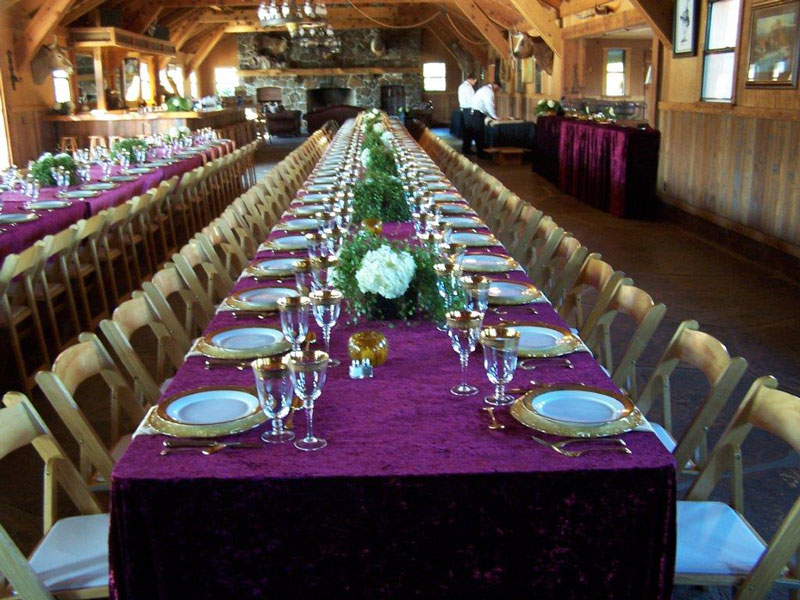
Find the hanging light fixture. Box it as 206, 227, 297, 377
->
257, 0, 328, 26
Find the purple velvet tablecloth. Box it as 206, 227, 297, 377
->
109, 137, 675, 599
0, 141, 234, 261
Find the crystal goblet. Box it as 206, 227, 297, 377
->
462, 275, 491, 315
277, 295, 311, 351
480, 325, 521, 406
286, 349, 330, 452
310, 255, 338, 292
294, 259, 312, 296
252, 357, 295, 443
445, 310, 484, 396
309, 289, 343, 367
433, 263, 465, 311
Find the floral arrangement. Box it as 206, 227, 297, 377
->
166, 96, 194, 112
351, 173, 408, 222
536, 98, 562, 116
167, 125, 193, 140
111, 138, 149, 164
334, 231, 447, 322
29, 152, 78, 186
363, 145, 397, 177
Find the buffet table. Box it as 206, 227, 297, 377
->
450, 110, 536, 150
535, 116, 660, 218
0, 141, 234, 261
109, 123, 676, 599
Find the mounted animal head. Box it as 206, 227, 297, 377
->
369, 32, 386, 57
511, 32, 554, 75
30, 42, 73, 86
256, 34, 289, 59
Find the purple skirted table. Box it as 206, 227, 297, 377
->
535, 116, 660, 218
0, 140, 234, 261
109, 137, 675, 599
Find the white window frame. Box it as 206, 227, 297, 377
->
53, 69, 72, 103
701, 0, 742, 102
423, 62, 447, 92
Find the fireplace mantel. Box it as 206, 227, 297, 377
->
238, 66, 420, 77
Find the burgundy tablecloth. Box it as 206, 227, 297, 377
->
109, 132, 675, 599
0, 141, 233, 261
533, 115, 562, 183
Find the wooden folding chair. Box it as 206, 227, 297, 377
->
35, 229, 82, 351
558, 254, 628, 333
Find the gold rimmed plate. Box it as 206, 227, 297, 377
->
488, 280, 543, 305
0, 212, 38, 224
264, 235, 309, 250
290, 204, 326, 216
510, 384, 643, 438
438, 203, 475, 215
504, 321, 582, 357
246, 257, 303, 277
196, 325, 290, 359
440, 216, 484, 229
460, 252, 518, 273
450, 232, 499, 247
225, 286, 298, 311
152, 386, 265, 437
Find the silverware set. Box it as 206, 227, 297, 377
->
160, 440, 263, 455
530, 434, 631, 458
518, 358, 573, 371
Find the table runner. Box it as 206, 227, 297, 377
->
109, 125, 675, 599
0, 141, 234, 261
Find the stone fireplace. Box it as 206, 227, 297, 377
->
307, 87, 356, 111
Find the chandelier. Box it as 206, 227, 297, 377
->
289, 23, 342, 51
257, 0, 328, 26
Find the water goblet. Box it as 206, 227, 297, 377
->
323, 225, 346, 256
445, 310, 484, 397
439, 242, 467, 267
277, 295, 311, 351
30, 178, 40, 201
309, 289, 343, 367
480, 326, 521, 406
294, 259, 312, 295
305, 232, 330, 259
462, 275, 491, 315
252, 357, 296, 443
285, 349, 330, 452
433, 263, 465, 311
310, 255, 338, 292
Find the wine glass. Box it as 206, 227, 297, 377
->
323, 225, 346, 256
294, 259, 312, 295
309, 289, 343, 367
305, 232, 330, 260
462, 275, 491, 316
252, 357, 295, 443
433, 263, 465, 311
310, 256, 337, 292
445, 310, 484, 396
480, 325, 521, 406
438, 242, 466, 267
286, 349, 330, 452
277, 295, 311, 351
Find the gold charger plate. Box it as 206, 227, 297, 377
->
487, 280, 543, 305
245, 257, 302, 278
510, 384, 644, 438
151, 386, 265, 438
460, 252, 519, 273
503, 321, 583, 358
195, 325, 290, 359
225, 286, 297, 311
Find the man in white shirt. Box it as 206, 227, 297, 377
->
469, 81, 500, 158
457, 73, 477, 154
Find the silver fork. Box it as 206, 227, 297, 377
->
530, 435, 631, 457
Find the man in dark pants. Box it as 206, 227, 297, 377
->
469, 81, 500, 159
458, 73, 477, 154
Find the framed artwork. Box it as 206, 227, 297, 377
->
673, 0, 699, 56
745, 0, 800, 87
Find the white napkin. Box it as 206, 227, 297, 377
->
132, 406, 161, 438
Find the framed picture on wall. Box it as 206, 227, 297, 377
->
673, 0, 699, 56
745, 0, 800, 87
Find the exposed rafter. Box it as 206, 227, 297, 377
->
627, 0, 671, 47
450, 0, 507, 55
60, 0, 104, 24
187, 24, 226, 72
507, 0, 562, 56
15, 0, 74, 68
171, 13, 203, 50
126, 0, 162, 34
435, 15, 488, 65
0, 0, 24, 11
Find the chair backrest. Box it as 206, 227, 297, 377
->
0, 393, 102, 600
558, 254, 627, 332
35, 333, 143, 484
637, 320, 748, 471
682, 375, 800, 599
193, 231, 236, 290
173, 243, 230, 307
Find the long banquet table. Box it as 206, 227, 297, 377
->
109, 122, 676, 599
0, 141, 234, 261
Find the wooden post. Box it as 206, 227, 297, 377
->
93, 47, 106, 111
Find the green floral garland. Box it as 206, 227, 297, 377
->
364, 146, 397, 177
333, 231, 448, 322
29, 152, 78, 186
110, 138, 149, 164
351, 174, 409, 222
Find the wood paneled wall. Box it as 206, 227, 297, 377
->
658, 108, 800, 257
6, 108, 56, 166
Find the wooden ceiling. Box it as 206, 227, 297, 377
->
6, 0, 671, 72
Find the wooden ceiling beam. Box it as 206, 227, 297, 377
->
15, 0, 74, 68
187, 24, 226, 72
627, 0, 671, 47
224, 12, 441, 32
561, 8, 645, 37
60, 0, 104, 25
160, 0, 446, 6
171, 13, 202, 50
127, 2, 163, 34
0, 0, 24, 12
450, 0, 507, 56
200, 6, 408, 22
507, 0, 563, 56
436, 13, 488, 64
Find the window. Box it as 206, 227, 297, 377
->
702, 0, 741, 101
53, 70, 71, 103
423, 62, 446, 91
215, 67, 239, 97
189, 72, 199, 99
140, 62, 152, 102
534, 61, 543, 95
160, 64, 185, 97
604, 49, 626, 96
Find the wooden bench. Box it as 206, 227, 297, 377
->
484, 147, 525, 166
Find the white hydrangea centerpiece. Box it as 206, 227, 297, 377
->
372, 122, 386, 134
355, 245, 416, 300
547, 99, 555, 108
360, 147, 371, 168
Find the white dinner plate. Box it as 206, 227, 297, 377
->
488, 281, 542, 304
162, 389, 260, 425
426, 182, 450, 191
197, 325, 291, 359
422, 175, 444, 182
433, 193, 461, 203
460, 253, 516, 272
298, 194, 330, 204
517, 326, 567, 352
126, 167, 154, 174
248, 257, 303, 277
450, 232, 498, 247
26, 200, 71, 209
307, 183, 335, 192
109, 175, 137, 182
82, 182, 117, 191
227, 286, 298, 310
291, 204, 326, 216
441, 216, 483, 229
268, 235, 309, 250
282, 218, 322, 231
438, 203, 474, 215
529, 389, 629, 426
311, 176, 336, 185
0, 213, 38, 224
63, 190, 99, 198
